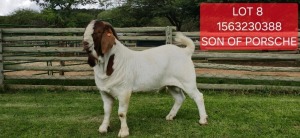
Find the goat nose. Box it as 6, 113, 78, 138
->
83, 41, 90, 51
83, 41, 89, 46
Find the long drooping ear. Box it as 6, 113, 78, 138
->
87, 54, 96, 67
101, 24, 117, 54
103, 22, 119, 40
108, 24, 119, 40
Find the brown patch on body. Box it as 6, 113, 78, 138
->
106, 54, 115, 76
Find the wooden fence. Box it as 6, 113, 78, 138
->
0, 27, 300, 91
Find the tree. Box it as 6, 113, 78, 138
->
7, 9, 46, 27
31, 0, 97, 10
40, 9, 60, 27
97, 6, 142, 27
31, 0, 98, 27
98, 0, 126, 9
72, 12, 95, 27
97, 5, 171, 27
123, 0, 200, 31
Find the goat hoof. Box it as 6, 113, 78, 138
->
118, 127, 129, 137
199, 117, 208, 125
99, 125, 108, 133
166, 114, 175, 121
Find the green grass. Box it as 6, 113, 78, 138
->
6, 77, 300, 87
0, 90, 299, 138
196, 77, 300, 87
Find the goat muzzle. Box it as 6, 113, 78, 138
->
82, 41, 91, 53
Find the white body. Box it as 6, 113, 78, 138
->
94, 40, 196, 96
83, 20, 207, 137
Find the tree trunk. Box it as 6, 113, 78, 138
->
166, 14, 182, 31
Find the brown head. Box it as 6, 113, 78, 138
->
83, 20, 119, 67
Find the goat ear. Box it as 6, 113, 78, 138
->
87, 54, 96, 67
101, 30, 116, 54
103, 22, 118, 40
109, 25, 119, 40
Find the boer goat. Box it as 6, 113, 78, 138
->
83, 20, 208, 137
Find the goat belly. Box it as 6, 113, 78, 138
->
130, 63, 184, 92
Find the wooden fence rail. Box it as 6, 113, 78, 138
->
0, 27, 300, 91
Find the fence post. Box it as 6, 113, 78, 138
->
165, 26, 173, 44
59, 41, 65, 76
0, 29, 3, 88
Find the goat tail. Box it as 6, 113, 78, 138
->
174, 32, 195, 55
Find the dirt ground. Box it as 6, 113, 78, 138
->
5, 61, 300, 77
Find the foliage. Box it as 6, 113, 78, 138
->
8, 9, 41, 25
0, 9, 46, 27
1, 0, 299, 28
73, 12, 96, 27
123, 0, 200, 31
31, 0, 97, 10
97, 5, 172, 27
0, 8, 99, 28
97, 6, 137, 27
197, 0, 299, 2
40, 9, 59, 26
30, 0, 98, 27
